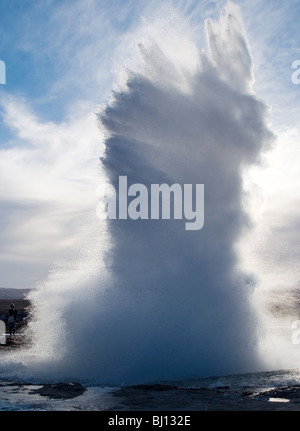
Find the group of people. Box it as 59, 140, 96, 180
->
7, 303, 17, 336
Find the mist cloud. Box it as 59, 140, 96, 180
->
87, 3, 274, 383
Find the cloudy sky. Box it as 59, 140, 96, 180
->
0, 0, 299, 289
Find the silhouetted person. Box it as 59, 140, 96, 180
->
8, 303, 17, 336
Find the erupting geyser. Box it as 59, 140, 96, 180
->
6, 3, 274, 385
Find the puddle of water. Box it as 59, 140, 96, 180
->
268, 398, 290, 403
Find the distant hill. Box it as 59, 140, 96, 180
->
0, 288, 31, 300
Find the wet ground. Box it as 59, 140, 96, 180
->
111, 382, 300, 411
0, 380, 299, 411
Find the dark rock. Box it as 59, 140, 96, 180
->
241, 390, 256, 397
127, 384, 179, 391
29, 382, 86, 399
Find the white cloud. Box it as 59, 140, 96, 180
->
0, 95, 104, 287
240, 127, 300, 291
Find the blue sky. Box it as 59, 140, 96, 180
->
0, 0, 300, 289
